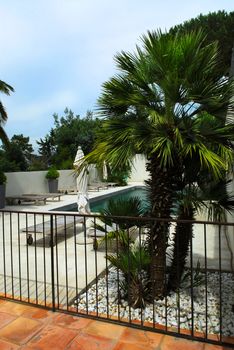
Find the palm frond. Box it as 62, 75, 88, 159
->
95, 196, 146, 230
0, 80, 14, 95
0, 125, 10, 146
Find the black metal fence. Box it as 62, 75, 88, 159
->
0, 209, 233, 347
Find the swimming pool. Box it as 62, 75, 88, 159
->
90, 186, 148, 213
54, 186, 148, 213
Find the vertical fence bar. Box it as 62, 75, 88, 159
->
105, 220, 109, 319
2, 212, 6, 296
34, 214, 38, 304
83, 216, 88, 314
190, 223, 194, 337
218, 224, 222, 342
176, 221, 181, 334
9, 212, 14, 298
164, 221, 168, 332
204, 223, 208, 339
74, 215, 78, 313
127, 226, 131, 324
64, 215, 69, 310
50, 214, 55, 311
94, 216, 98, 317
26, 213, 30, 302
42, 215, 47, 307
17, 213, 22, 301
152, 219, 155, 329
116, 222, 120, 321
138, 225, 143, 327
55, 215, 59, 308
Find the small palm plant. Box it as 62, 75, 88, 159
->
93, 196, 147, 251
107, 243, 150, 308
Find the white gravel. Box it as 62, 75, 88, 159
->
73, 268, 234, 336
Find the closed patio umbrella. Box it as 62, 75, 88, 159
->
73, 146, 90, 214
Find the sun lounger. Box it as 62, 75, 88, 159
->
88, 182, 108, 191
23, 193, 62, 201
22, 215, 84, 246
6, 195, 47, 205
106, 182, 118, 187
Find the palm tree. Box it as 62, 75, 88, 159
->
167, 108, 234, 291
83, 30, 234, 298
167, 185, 202, 292
0, 80, 14, 145
167, 179, 234, 291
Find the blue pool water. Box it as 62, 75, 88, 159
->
90, 186, 148, 213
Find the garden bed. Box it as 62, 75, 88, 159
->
72, 267, 234, 337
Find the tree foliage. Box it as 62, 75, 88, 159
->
0, 134, 34, 171
169, 10, 234, 76
37, 108, 101, 169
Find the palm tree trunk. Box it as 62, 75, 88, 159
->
167, 205, 194, 292
146, 153, 182, 299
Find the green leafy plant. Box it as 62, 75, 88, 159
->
107, 243, 150, 308
178, 261, 205, 291
107, 165, 131, 186
45, 167, 60, 179
93, 196, 147, 251
99, 196, 146, 229
0, 171, 7, 185
96, 229, 135, 252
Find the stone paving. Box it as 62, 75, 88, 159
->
0, 299, 233, 350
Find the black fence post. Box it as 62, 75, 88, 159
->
50, 214, 56, 311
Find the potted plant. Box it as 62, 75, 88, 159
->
0, 171, 7, 209
46, 167, 60, 193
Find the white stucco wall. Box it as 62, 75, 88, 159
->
5, 170, 75, 196
5, 154, 148, 196
128, 154, 149, 182
5, 166, 102, 196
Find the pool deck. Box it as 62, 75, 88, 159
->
3, 183, 142, 213
0, 184, 142, 307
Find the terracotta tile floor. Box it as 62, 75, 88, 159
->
0, 299, 232, 350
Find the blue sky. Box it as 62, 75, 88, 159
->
1, 0, 233, 150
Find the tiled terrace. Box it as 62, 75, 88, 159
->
0, 299, 232, 350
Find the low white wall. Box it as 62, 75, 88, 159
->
5, 154, 148, 196
5, 170, 76, 196
5, 166, 101, 196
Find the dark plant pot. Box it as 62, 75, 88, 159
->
0, 184, 6, 209
48, 179, 58, 193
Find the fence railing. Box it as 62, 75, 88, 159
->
0, 209, 233, 347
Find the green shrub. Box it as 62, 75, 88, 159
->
107, 165, 131, 186
0, 171, 7, 185
45, 167, 60, 179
